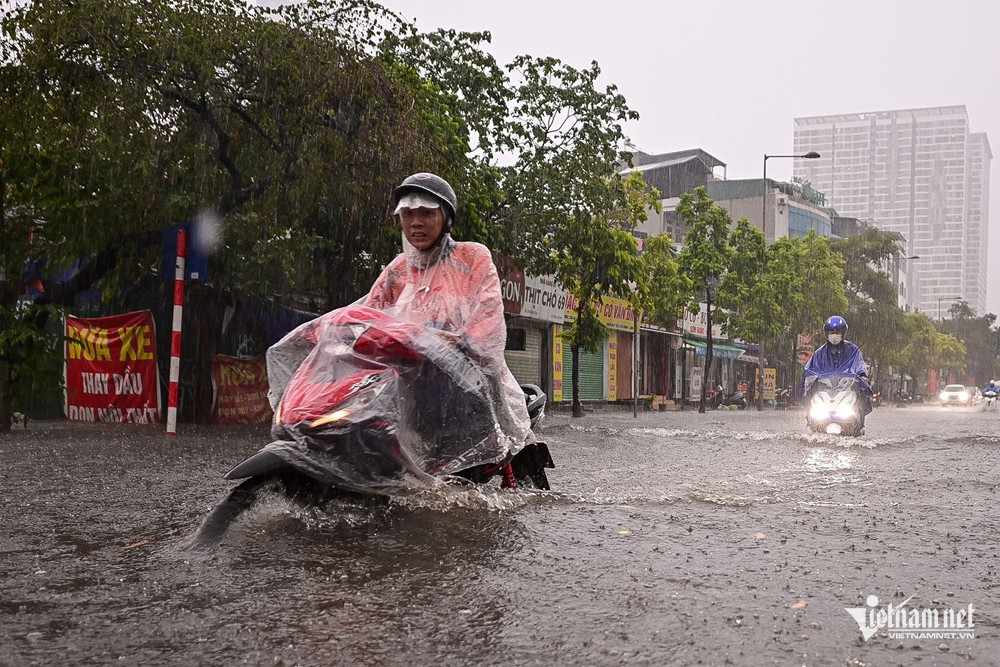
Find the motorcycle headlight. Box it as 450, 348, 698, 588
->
309, 377, 390, 428
834, 404, 857, 419
809, 404, 829, 420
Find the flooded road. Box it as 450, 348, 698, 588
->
2, 404, 999, 666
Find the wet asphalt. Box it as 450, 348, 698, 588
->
2, 403, 999, 666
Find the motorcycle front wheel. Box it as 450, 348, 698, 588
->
183, 475, 286, 552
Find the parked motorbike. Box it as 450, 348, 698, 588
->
983, 389, 998, 411
774, 387, 792, 410
804, 374, 869, 436
721, 390, 748, 410
710, 385, 747, 410
187, 305, 554, 550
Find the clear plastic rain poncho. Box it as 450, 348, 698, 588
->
263, 233, 534, 491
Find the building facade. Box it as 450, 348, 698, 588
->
626, 148, 727, 242
792, 106, 992, 317
705, 178, 833, 243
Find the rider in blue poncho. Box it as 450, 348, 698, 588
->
800, 315, 873, 425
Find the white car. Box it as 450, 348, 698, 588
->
939, 384, 970, 407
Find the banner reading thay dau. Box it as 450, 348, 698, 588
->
65, 311, 161, 424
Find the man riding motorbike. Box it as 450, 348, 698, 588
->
267, 172, 534, 473
800, 315, 873, 431
184, 175, 549, 550
982, 380, 999, 410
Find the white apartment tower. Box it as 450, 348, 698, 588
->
792, 106, 992, 318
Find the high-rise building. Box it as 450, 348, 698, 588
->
792, 106, 992, 318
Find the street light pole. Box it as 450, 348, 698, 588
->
757, 151, 821, 410
938, 296, 962, 322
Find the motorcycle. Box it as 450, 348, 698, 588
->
719, 390, 748, 410
804, 374, 869, 436
983, 389, 998, 411
774, 387, 792, 410
188, 305, 554, 550
710, 385, 747, 410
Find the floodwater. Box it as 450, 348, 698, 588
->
2, 404, 999, 666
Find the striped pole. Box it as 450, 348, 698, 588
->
166, 227, 187, 436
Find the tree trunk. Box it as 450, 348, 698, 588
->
190, 287, 228, 425
0, 360, 11, 433
572, 342, 584, 418
699, 300, 714, 414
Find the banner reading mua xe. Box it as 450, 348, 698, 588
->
65, 311, 161, 424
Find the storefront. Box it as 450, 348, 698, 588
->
497, 254, 678, 407
497, 258, 567, 400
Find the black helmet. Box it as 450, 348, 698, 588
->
392, 173, 457, 224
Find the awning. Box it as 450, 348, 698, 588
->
682, 338, 745, 360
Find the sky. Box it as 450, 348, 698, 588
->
267, 0, 1000, 312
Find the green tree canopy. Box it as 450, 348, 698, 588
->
0, 0, 655, 427
554, 171, 659, 417
901, 312, 967, 384
830, 227, 906, 369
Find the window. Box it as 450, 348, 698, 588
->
506, 327, 526, 351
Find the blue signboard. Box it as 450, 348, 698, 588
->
160, 222, 209, 282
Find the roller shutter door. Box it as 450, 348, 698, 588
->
504, 327, 542, 385
562, 345, 604, 400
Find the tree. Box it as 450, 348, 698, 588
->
900, 312, 966, 393
674, 187, 733, 413
0, 0, 471, 427
639, 233, 687, 329
830, 227, 907, 375
500, 57, 639, 276
717, 224, 847, 402
939, 305, 999, 386
715, 218, 764, 371
772, 232, 848, 392
1, 0, 657, 428
550, 172, 659, 417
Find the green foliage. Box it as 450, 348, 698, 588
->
901, 312, 966, 378
0, 305, 64, 421
640, 233, 687, 329
549, 172, 657, 414
940, 306, 998, 383
561, 305, 608, 356
674, 187, 734, 409
500, 57, 639, 272
675, 187, 733, 314
830, 227, 905, 366
715, 218, 764, 344
0, 0, 485, 419
776, 232, 848, 340
1, 0, 656, 421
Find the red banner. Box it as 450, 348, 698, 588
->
64, 311, 161, 423
212, 355, 272, 424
